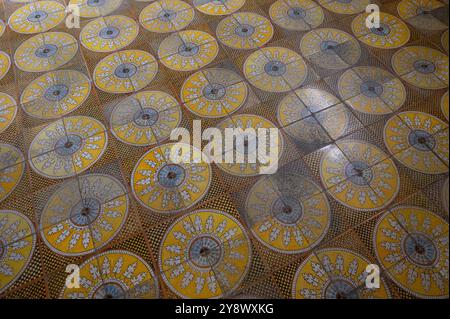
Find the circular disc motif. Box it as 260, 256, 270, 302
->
216, 114, 284, 177
392, 46, 449, 90
244, 47, 307, 93
132, 143, 211, 213
338, 66, 407, 115
300, 28, 361, 70
181, 68, 248, 118
93, 50, 158, 94
398, 0, 448, 31
110, 91, 182, 146
351, 12, 410, 49
442, 91, 449, 120
14, 32, 78, 73
270, 0, 324, 31
374, 206, 449, 298
139, 0, 195, 33
60, 250, 159, 299
29, 116, 108, 179
8, 1, 66, 34
293, 248, 391, 299
0, 210, 36, 294
20, 70, 91, 119
68, 0, 123, 18
0, 51, 11, 80
80, 15, 139, 53
40, 174, 128, 256
0, 144, 25, 202
158, 30, 219, 72
245, 174, 330, 254
159, 209, 251, 299
320, 140, 400, 211
0, 93, 18, 133
216, 12, 274, 50
384, 111, 449, 174
193, 0, 245, 16
318, 0, 370, 15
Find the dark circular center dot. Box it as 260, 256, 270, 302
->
415, 244, 425, 255
282, 205, 293, 215
200, 247, 210, 257
64, 141, 74, 149
167, 171, 177, 180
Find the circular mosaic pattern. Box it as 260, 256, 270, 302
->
392, 46, 449, 90
0, 93, 17, 134
338, 66, 407, 115
60, 250, 159, 299
80, 15, 139, 53
159, 209, 252, 299
14, 32, 78, 73
245, 174, 330, 254
0, 210, 36, 294
0, 143, 25, 203
384, 111, 449, 174
0, 51, 11, 81
193, 0, 245, 16
269, 0, 324, 31
398, 0, 448, 31
132, 143, 211, 213
216, 12, 274, 50
40, 174, 128, 256
216, 114, 284, 177
68, 0, 123, 18
158, 30, 219, 72
8, 1, 66, 34
320, 140, 400, 211
293, 248, 391, 299
277, 88, 348, 141
181, 68, 248, 118
300, 28, 361, 70
374, 206, 449, 299
140, 0, 195, 33
93, 50, 158, 94
352, 12, 410, 49
442, 91, 449, 120
20, 70, 91, 119
318, 0, 370, 15
29, 116, 108, 179
110, 91, 182, 146
244, 47, 307, 93
442, 30, 449, 53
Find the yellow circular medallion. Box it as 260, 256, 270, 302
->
110, 91, 182, 146
20, 70, 91, 119
320, 140, 400, 211
8, 1, 66, 34
29, 116, 108, 179
270, 0, 324, 31
60, 250, 159, 299
318, 0, 370, 15
14, 32, 78, 73
398, 0, 448, 31
0, 210, 36, 294
442, 30, 449, 53
293, 248, 391, 299
0, 144, 25, 203
244, 47, 307, 93
338, 66, 406, 115
132, 143, 211, 213
442, 91, 449, 120
181, 68, 247, 118
80, 15, 139, 53
245, 174, 330, 254
68, 0, 123, 18
139, 0, 195, 33
374, 206, 449, 299
384, 111, 449, 174
216, 12, 273, 50
0, 93, 17, 134
93, 50, 158, 94
300, 28, 361, 70
352, 12, 410, 49
193, 0, 245, 16
392, 46, 449, 90
40, 174, 128, 256
0, 51, 11, 81
159, 209, 251, 299
158, 30, 219, 72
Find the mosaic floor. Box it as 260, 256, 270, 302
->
0, 0, 449, 299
